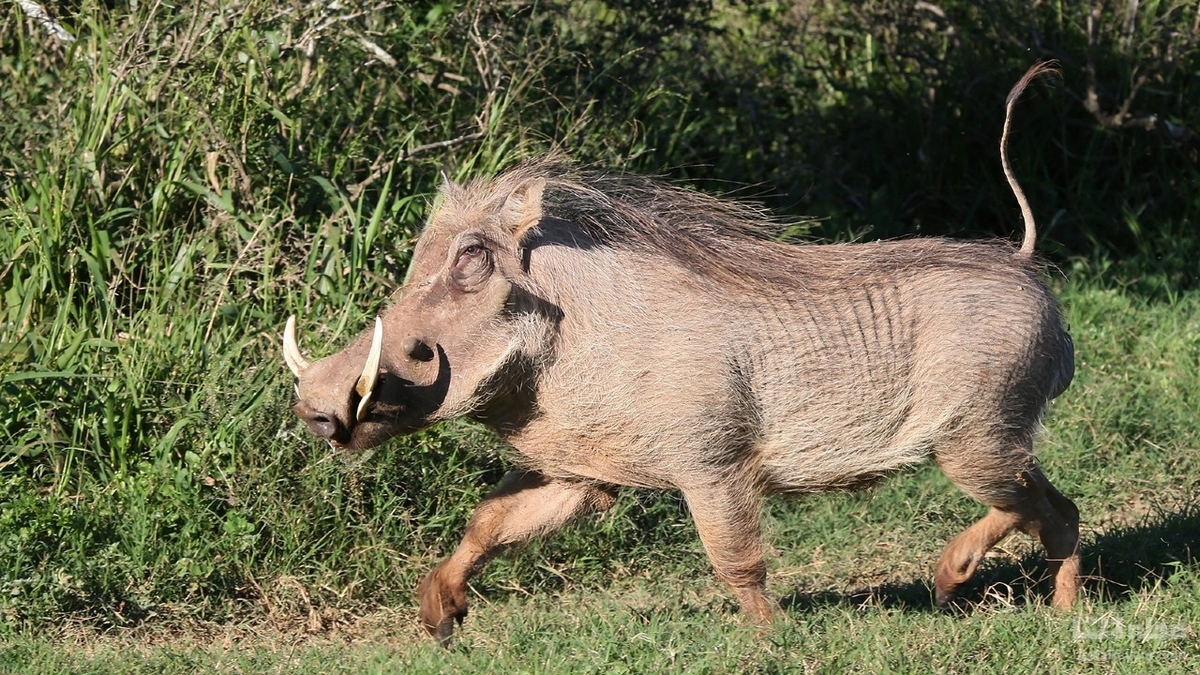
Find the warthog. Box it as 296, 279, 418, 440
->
284, 62, 1079, 643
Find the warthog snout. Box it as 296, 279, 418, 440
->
283, 314, 387, 446
292, 402, 343, 441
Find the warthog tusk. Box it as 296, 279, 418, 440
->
355, 317, 383, 421
283, 315, 310, 376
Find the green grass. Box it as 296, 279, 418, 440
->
0, 552, 1197, 673
2, 280, 1198, 671
2, 0, 1199, 671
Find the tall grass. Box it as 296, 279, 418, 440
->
0, 0, 507, 627
1, 0, 1198, 637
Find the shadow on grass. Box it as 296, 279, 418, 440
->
780, 501, 1200, 615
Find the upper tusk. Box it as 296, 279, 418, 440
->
283, 315, 310, 377
355, 317, 383, 420
356, 318, 383, 397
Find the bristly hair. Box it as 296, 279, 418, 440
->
464, 155, 820, 287
453, 155, 1032, 291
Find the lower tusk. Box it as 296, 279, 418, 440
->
283, 315, 311, 376
356, 390, 373, 422
354, 317, 383, 420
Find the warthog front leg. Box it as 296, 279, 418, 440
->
681, 480, 772, 624
417, 470, 617, 645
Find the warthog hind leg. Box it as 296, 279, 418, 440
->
933, 507, 1022, 606
418, 470, 616, 645
934, 456, 1080, 609
1017, 478, 1081, 609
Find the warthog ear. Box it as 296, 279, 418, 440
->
438, 171, 466, 201
500, 178, 546, 243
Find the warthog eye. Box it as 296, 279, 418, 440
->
451, 239, 493, 290
455, 243, 486, 268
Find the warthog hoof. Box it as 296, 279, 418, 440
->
934, 585, 966, 611
417, 562, 469, 647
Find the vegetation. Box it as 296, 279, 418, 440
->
1, 0, 1197, 671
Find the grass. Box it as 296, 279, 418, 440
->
1, 0, 1199, 672
0, 545, 1197, 673
3, 554, 1199, 673
2, 280, 1198, 671
3, 577, 1198, 674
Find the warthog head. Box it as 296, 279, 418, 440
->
284, 176, 552, 450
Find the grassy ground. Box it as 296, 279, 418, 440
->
3, 280, 1199, 672
3, 571, 1198, 674
2, 0, 1199, 672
